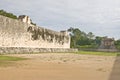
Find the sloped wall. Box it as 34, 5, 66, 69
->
0, 15, 70, 48
0, 47, 78, 54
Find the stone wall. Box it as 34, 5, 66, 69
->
0, 47, 78, 54
97, 49, 118, 52
0, 15, 70, 48
99, 37, 116, 49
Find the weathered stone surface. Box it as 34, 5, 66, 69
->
99, 37, 116, 49
97, 49, 118, 52
0, 15, 70, 48
98, 37, 118, 52
0, 47, 78, 54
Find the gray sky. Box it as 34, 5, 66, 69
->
0, 0, 120, 39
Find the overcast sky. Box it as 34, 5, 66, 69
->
0, 0, 120, 39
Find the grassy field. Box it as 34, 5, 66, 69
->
77, 51, 120, 56
0, 55, 26, 67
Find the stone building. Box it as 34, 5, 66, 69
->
99, 37, 116, 49
18, 15, 32, 24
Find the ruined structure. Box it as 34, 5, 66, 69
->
0, 15, 71, 49
99, 37, 115, 49
18, 15, 32, 24
98, 37, 117, 52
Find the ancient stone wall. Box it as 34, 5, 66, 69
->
0, 47, 77, 54
0, 15, 70, 48
99, 37, 116, 49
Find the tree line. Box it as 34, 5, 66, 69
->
0, 9, 17, 19
67, 27, 120, 49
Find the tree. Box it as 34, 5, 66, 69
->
68, 27, 96, 48
87, 32, 95, 39
68, 27, 101, 48
68, 27, 82, 48
115, 39, 120, 49
0, 9, 17, 19
95, 36, 102, 45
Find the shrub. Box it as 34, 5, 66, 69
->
0, 9, 17, 19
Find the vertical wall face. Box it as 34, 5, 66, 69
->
18, 15, 31, 24
99, 38, 116, 49
0, 15, 70, 48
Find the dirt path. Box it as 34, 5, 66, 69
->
0, 53, 116, 80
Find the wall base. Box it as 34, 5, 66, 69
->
0, 47, 78, 54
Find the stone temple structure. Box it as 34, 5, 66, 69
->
98, 37, 117, 51
18, 15, 32, 24
0, 15, 70, 48
0, 15, 77, 53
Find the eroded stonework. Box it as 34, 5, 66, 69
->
99, 37, 116, 49
18, 15, 31, 24
0, 15, 70, 48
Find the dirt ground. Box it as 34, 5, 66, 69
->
0, 53, 116, 80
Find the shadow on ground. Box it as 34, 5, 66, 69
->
109, 53, 120, 80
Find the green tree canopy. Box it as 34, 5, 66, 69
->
0, 9, 17, 19
68, 27, 96, 48
67, 27, 108, 49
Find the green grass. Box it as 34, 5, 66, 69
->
76, 51, 120, 56
0, 56, 26, 61
0, 55, 27, 67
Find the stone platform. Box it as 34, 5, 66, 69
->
0, 47, 78, 54
97, 49, 118, 52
